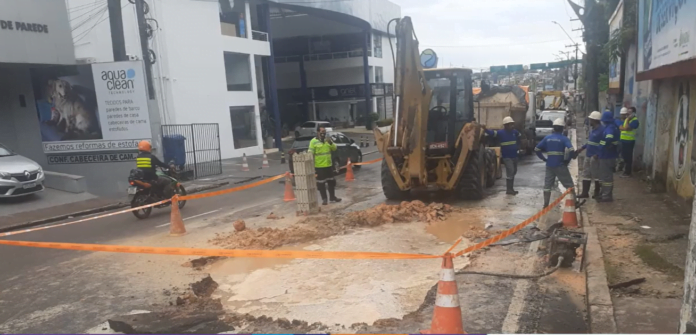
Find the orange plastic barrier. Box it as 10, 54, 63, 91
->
0, 239, 440, 260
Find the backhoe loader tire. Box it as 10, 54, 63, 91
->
458, 145, 485, 200
381, 160, 409, 200
485, 149, 496, 188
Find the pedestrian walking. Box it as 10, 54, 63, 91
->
619, 106, 640, 177
598, 111, 621, 202
485, 116, 520, 195
576, 111, 604, 199
308, 127, 342, 205
535, 118, 578, 208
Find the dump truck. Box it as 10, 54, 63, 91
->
373, 17, 500, 200
474, 86, 537, 155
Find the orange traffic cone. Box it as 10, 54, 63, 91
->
241, 153, 250, 172
283, 172, 296, 202
562, 196, 579, 228
262, 152, 270, 169
169, 196, 187, 236
422, 253, 464, 334
345, 158, 355, 182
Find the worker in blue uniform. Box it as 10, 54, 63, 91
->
535, 118, 578, 208
485, 116, 520, 195
576, 111, 604, 199
598, 111, 621, 202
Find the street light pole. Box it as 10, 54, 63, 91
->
551, 21, 577, 45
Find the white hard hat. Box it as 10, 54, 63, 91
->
589, 111, 602, 120
503, 116, 515, 124
620, 107, 629, 115
553, 118, 565, 127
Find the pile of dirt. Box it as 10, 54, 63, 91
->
210, 201, 456, 249
173, 275, 223, 312
223, 314, 329, 333
345, 201, 454, 226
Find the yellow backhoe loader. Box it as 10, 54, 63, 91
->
374, 17, 500, 200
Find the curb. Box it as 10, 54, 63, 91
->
581, 207, 618, 333
0, 182, 229, 234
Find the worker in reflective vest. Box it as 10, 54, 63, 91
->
309, 127, 341, 205
136, 140, 173, 197
576, 111, 605, 199
535, 118, 577, 208
597, 111, 621, 202
619, 106, 640, 177
485, 116, 520, 195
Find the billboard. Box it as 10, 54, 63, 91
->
608, 0, 623, 90
31, 61, 152, 154
638, 0, 696, 72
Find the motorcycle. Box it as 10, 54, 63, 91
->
127, 164, 187, 219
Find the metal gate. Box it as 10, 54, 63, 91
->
161, 123, 222, 180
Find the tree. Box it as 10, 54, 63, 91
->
567, 0, 610, 114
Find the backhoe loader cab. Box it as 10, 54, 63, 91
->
424, 68, 475, 155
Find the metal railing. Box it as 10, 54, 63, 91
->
251, 30, 268, 41
275, 50, 372, 63
161, 123, 222, 180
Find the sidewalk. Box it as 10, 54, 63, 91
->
577, 115, 687, 333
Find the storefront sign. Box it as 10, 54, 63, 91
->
31, 61, 152, 153
47, 151, 139, 165
0, 20, 49, 33
638, 0, 696, 72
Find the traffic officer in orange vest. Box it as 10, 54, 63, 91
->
619, 107, 639, 177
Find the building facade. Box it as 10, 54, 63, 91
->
67, 0, 400, 160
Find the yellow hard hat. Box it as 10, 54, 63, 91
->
503, 116, 515, 124
589, 111, 602, 120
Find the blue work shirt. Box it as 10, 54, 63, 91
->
599, 123, 620, 159
581, 125, 605, 157
485, 129, 519, 159
535, 133, 574, 167
614, 118, 623, 127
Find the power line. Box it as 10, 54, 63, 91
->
69, 2, 107, 24
69, 1, 106, 13
421, 39, 569, 48
73, 2, 129, 43
71, 5, 108, 31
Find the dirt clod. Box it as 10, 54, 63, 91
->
191, 275, 218, 298
266, 213, 283, 220
210, 201, 456, 250
233, 220, 246, 231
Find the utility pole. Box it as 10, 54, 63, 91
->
108, 0, 127, 61
135, 0, 155, 99
567, 43, 580, 91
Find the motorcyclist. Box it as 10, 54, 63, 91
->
136, 140, 174, 198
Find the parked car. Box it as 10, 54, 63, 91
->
535, 111, 568, 140
288, 132, 362, 175
295, 121, 333, 138
0, 143, 45, 197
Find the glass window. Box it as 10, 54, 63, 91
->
230, 106, 258, 149
373, 33, 382, 58
375, 66, 384, 83
292, 138, 313, 149
302, 122, 315, 128
540, 112, 565, 121
0, 143, 15, 156
337, 134, 351, 144
376, 97, 385, 116
223, 52, 252, 91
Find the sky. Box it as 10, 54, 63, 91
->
388, 0, 587, 70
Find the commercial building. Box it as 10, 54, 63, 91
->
67, 0, 399, 161
1, 0, 162, 197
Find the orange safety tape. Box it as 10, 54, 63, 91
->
338, 157, 383, 170
0, 199, 171, 238
452, 188, 574, 257
0, 239, 441, 260
178, 174, 285, 200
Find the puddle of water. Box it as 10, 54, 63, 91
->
425, 213, 485, 243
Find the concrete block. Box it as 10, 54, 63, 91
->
590, 304, 618, 333
43, 171, 87, 194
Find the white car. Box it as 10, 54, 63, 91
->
0, 143, 45, 197
535, 111, 567, 140
295, 121, 333, 138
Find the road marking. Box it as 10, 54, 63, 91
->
156, 209, 220, 227
501, 239, 541, 333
